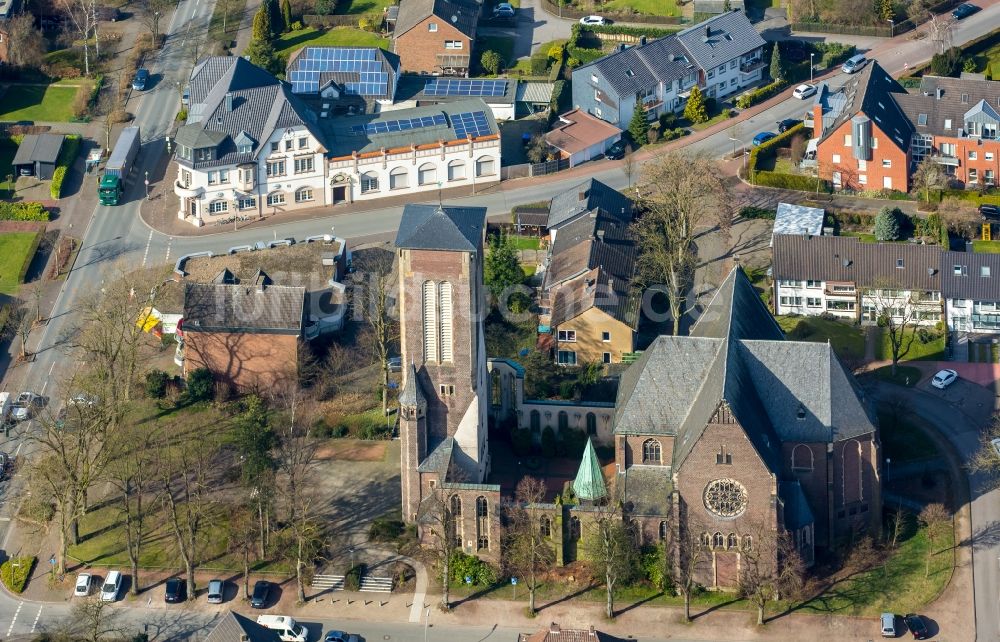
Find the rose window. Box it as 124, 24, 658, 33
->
703, 478, 748, 517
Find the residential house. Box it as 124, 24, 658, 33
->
322, 98, 500, 204
770, 202, 825, 246
894, 75, 1000, 188
544, 109, 622, 167
942, 251, 1000, 335
571, 10, 765, 130
286, 46, 401, 110
771, 234, 943, 325
392, 0, 480, 75
204, 611, 281, 642
12, 134, 64, 180
541, 181, 638, 365
810, 61, 913, 192
173, 57, 328, 226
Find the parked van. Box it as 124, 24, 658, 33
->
842, 54, 868, 74
256, 615, 308, 642
100, 571, 122, 602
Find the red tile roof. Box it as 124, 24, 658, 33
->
545, 110, 621, 155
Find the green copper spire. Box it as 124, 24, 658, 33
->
573, 438, 607, 501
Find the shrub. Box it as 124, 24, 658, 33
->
873, 206, 902, 241
449, 551, 497, 586
641, 545, 667, 590
144, 369, 170, 398
292, 20, 303, 29
541, 426, 556, 457
930, 46, 963, 77
748, 123, 804, 173
512, 428, 533, 456
481, 50, 502, 75
547, 43, 565, 61
753, 170, 832, 192
177, 108, 188, 121
529, 51, 549, 75
345, 563, 365, 591
358, 15, 376, 31
0, 557, 35, 594
0, 202, 49, 222
740, 206, 776, 220
369, 518, 405, 542
49, 166, 67, 199
566, 56, 580, 68
735, 80, 787, 109
186, 367, 214, 402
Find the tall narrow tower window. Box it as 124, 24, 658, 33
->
439, 281, 454, 362
422, 281, 438, 362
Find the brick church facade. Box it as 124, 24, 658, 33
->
396, 203, 882, 586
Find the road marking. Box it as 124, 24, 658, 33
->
29, 605, 41, 633
165, 237, 173, 263
7, 600, 22, 636
142, 230, 154, 267
14, 443, 22, 457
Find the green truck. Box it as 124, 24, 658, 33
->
98, 126, 141, 206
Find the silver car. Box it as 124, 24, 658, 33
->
11, 392, 41, 421
207, 579, 224, 603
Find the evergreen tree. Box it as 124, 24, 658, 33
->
246, 39, 282, 75
769, 44, 783, 82
723, 0, 731, 10
683, 85, 708, 124
251, 2, 271, 41
481, 50, 502, 75
628, 98, 649, 146
281, 0, 292, 31
484, 232, 526, 312
873, 207, 902, 241
875, 0, 893, 21
268, 0, 284, 35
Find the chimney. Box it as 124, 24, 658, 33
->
812, 102, 823, 139
597, 229, 605, 242
550, 623, 561, 633
705, 25, 710, 37
936, 87, 943, 100
639, 35, 647, 46
579, 190, 587, 201
226, 91, 234, 111
240, 635, 249, 642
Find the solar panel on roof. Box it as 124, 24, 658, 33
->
451, 111, 492, 139
289, 47, 389, 96
350, 113, 448, 136
424, 78, 507, 97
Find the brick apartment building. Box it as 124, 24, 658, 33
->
812, 65, 1000, 192
392, 0, 480, 75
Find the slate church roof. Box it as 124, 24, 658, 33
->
613, 267, 876, 473
394, 204, 486, 252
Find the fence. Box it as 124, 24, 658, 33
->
790, 0, 961, 38
531, 158, 571, 176
539, 0, 683, 25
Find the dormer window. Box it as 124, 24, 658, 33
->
896, 258, 904, 269
177, 145, 192, 161
195, 147, 212, 161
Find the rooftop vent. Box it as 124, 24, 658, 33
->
843, 259, 852, 268
596, 229, 605, 242
796, 405, 806, 420
936, 87, 943, 99
962, 93, 970, 104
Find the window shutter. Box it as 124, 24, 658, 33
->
439, 281, 454, 362
423, 281, 438, 362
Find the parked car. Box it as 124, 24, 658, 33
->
952, 2, 980, 19
752, 131, 777, 146
792, 83, 817, 100
903, 613, 928, 639
74, 573, 93, 597
579, 15, 607, 25
100, 570, 122, 602
931, 369, 958, 389
325, 631, 361, 642
492, 2, 515, 17
250, 580, 271, 608
132, 69, 149, 91
776, 118, 801, 133
981, 204, 1000, 221
388, 357, 402, 373
11, 392, 42, 421
181, 86, 191, 106
881, 612, 897, 637
207, 578, 224, 604
605, 139, 627, 160
164, 578, 185, 603
841, 54, 868, 74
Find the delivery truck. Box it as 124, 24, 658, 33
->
98, 126, 140, 206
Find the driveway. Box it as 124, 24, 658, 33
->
479, 0, 574, 58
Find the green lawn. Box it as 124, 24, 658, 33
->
776, 315, 866, 360
522, 264, 537, 277
875, 327, 946, 362
0, 232, 41, 295
967, 37, 1000, 78
597, 0, 680, 16
873, 364, 922, 387
511, 235, 540, 250
841, 231, 878, 243
335, 0, 394, 13
973, 240, 1000, 253
0, 84, 80, 122
274, 27, 389, 58
477, 35, 515, 68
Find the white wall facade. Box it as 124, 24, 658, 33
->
775, 279, 942, 326
175, 125, 328, 227
946, 298, 1000, 334
326, 138, 501, 204
703, 49, 764, 101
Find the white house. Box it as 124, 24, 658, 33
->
173, 57, 329, 227
322, 98, 501, 204
771, 234, 943, 326
942, 251, 1000, 335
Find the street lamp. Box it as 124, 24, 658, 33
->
886, 457, 891, 482
888, 18, 894, 38
144, 170, 150, 200
728, 136, 747, 171
809, 52, 814, 83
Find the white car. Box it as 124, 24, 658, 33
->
792, 83, 816, 100
74, 573, 92, 597
100, 570, 122, 602
11, 392, 41, 421
931, 369, 958, 389
579, 15, 606, 25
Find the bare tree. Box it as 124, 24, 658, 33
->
417, 486, 460, 610
161, 434, 216, 599
6, 14, 46, 68
352, 249, 397, 416
107, 421, 159, 595
584, 503, 635, 619
668, 513, 709, 623
70, 597, 123, 642
938, 197, 982, 240
229, 504, 259, 600
138, 0, 172, 41
57, 0, 98, 75
969, 415, 1000, 488
918, 503, 951, 579
737, 523, 804, 625
15, 305, 31, 360
621, 150, 636, 190
926, 13, 953, 55
911, 157, 946, 203
502, 477, 555, 615
632, 150, 734, 334
862, 283, 922, 377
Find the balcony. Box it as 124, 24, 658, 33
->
174, 180, 204, 198
931, 154, 960, 167
740, 58, 765, 74
825, 287, 856, 297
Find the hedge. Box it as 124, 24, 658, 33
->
0, 557, 35, 594
747, 122, 805, 174
735, 80, 787, 109
0, 202, 49, 222
50, 166, 67, 199
571, 23, 678, 46
753, 170, 832, 192
740, 206, 776, 220
937, 189, 1000, 207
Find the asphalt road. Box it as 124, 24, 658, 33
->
1, 3, 999, 640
